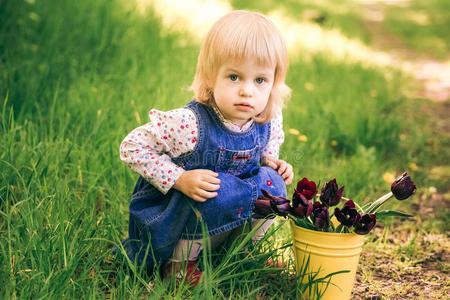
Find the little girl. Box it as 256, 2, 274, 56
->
120, 10, 293, 284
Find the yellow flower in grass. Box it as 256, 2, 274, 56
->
330, 140, 338, 147
304, 82, 315, 91
383, 172, 396, 183
369, 89, 378, 98
399, 134, 407, 141
409, 163, 418, 171
298, 135, 308, 142
288, 128, 300, 135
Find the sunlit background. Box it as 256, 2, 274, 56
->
135, 0, 448, 101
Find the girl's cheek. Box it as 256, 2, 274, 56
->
261, 84, 271, 92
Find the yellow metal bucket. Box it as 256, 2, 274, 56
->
290, 220, 365, 300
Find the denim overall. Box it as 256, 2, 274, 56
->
123, 100, 287, 273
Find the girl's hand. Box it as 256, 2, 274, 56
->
173, 169, 221, 202
262, 157, 294, 185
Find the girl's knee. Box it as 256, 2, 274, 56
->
257, 166, 287, 197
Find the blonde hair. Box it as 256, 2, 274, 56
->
190, 10, 291, 123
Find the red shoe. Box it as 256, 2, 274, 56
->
264, 258, 284, 268
164, 260, 202, 286
185, 260, 202, 286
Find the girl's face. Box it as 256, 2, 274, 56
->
213, 58, 275, 127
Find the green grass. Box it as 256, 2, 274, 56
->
0, 0, 445, 299
383, 0, 450, 59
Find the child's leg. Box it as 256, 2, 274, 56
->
251, 219, 284, 267
170, 239, 203, 263
169, 231, 233, 263
165, 220, 275, 282
165, 232, 232, 284
227, 218, 274, 245
165, 239, 203, 283
251, 218, 274, 244
228, 219, 282, 266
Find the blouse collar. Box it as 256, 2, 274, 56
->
211, 103, 254, 132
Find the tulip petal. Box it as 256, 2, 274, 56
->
295, 178, 318, 200
253, 198, 275, 218
354, 214, 376, 235
391, 172, 416, 200
320, 179, 344, 207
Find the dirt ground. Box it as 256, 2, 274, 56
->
352, 191, 449, 299
353, 224, 449, 299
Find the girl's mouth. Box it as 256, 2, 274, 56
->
235, 103, 253, 111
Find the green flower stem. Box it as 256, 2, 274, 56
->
366, 192, 393, 214
341, 196, 350, 203
329, 220, 335, 232
335, 224, 344, 233
360, 202, 372, 212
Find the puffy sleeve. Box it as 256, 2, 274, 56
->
261, 112, 284, 160
119, 108, 199, 194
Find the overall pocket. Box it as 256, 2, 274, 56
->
215, 145, 260, 176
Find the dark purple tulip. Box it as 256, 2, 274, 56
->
391, 172, 416, 200
353, 214, 376, 235
320, 179, 344, 207
312, 202, 330, 229
293, 178, 317, 207
334, 200, 359, 227
261, 190, 291, 217
291, 202, 313, 218
292, 190, 308, 208
253, 198, 275, 218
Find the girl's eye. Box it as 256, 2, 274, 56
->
229, 74, 238, 81
255, 77, 265, 84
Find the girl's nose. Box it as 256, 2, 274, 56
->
239, 82, 253, 97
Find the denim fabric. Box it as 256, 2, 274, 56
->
123, 100, 286, 272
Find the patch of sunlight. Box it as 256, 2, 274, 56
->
355, 0, 410, 7
429, 166, 450, 180
135, 0, 231, 43
408, 12, 430, 26
268, 10, 393, 66
301, 0, 358, 15
133, 0, 403, 69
